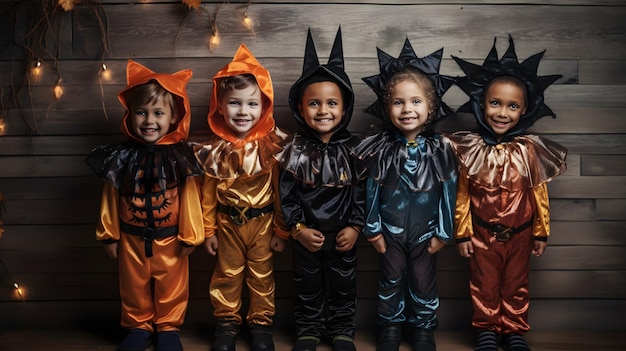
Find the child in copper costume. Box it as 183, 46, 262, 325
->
277, 28, 365, 351
354, 39, 458, 351
87, 60, 204, 351
447, 36, 567, 351
196, 44, 290, 351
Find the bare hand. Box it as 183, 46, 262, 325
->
103, 242, 118, 259
179, 245, 196, 257
427, 237, 446, 254
204, 235, 219, 256
296, 228, 325, 252
532, 240, 547, 257
457, 241, 473, 258
335, 226, 359, 252
370, 235, 386, 254
271, 235, 287, 252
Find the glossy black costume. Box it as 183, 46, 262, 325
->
276, 28, 365, 341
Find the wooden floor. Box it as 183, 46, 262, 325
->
1, 330, 625, 351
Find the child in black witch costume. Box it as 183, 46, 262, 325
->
447, 36, 567, 351
354, 40, 458, 351
276, 27, 365, 351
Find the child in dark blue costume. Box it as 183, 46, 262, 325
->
355, 39, 458, 351
277, 27, 365, 351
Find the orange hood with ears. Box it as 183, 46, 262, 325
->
208, 44, 275, 144
118, 60, 193, 145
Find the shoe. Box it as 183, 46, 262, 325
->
376, 324, 401, 351
410, 328, 435, 351
118, 328, 152, 351
292, 336, 319, 351
501, 333, 531, 351
156, 331, 183, 351
250, 324, 274, 351
212, 319, 240, 351
332, 335, 356, 351
474, 330, 498, 351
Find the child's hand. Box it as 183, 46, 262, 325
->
103, 242, 118, 259
179, 245, 196, 257
271, 235, 287, 253
532, 240, 547, 257
204, 235, 219, 256
427, 237, 446, 254
335, 226, 359, 252
457, 241, 473, 258
295, 228, 325, 252
370, 235, 386, 254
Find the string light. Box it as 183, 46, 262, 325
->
243, 12, 252, 29
99, 62, 111, 81
32, 60, 42, 79
53, 78, 64, 100
0, 117, 4, 135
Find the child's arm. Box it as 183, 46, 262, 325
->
454, 168, 474, 258
531, 183, 550, 257
429, 171, 458, 254
176, 176, 206, 256
364, 177, 386, 253
201, 175, 219, 255
336, 174, 366, 252
270, 163, 290, 248
96, 182, 121, 259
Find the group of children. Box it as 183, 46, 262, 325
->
87, 27, 567, 351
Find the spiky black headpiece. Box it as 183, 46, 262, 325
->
362, 38, 455, 132
288, 27, 354, 142
452, 35, 562, 144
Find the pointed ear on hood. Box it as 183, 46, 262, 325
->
119, 60, 193, 144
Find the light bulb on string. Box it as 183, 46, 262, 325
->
243, 12, 252, 29
53, 78, 64, 100
99, 62, 111, 81
32, 60, 42, 79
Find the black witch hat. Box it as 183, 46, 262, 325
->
452, 35, 562, 144
288, 27, 354, 142
362, 38, 455, 133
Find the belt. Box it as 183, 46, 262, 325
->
217, 204, 273, 225
473, 216, 533, 242
120, 221, 178, 257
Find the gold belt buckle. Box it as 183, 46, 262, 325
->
491, 224, 513, 242
230, 206, 249, 225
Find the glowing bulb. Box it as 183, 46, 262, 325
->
102, 63, 107, 71
36, 61, 41, 67
13, 282, 19, 289
210, 33, 219, 46
32, 61, 42, 79
99, 63, 112, 81
54, 80, 64, 100
243, 14, 252, 28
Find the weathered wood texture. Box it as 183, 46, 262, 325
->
0, 0, 625, 334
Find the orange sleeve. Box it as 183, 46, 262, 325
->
201, 175, 218, 238
177, 176, 205, 246
532, 183, 550, 239
96, 182, 121, 241
454, 167, 474, 241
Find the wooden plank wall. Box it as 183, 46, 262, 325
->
0, 0, 625, 333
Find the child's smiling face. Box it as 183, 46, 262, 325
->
387, 80, 432, 141
130, 96, 177, 144
218, 84, 263, 139
298, 81, 345, 143
483, 80, 527, 140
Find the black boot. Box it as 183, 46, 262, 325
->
212, 319, 240, 351
377, 324, 401, 351
250, 324, 274, 351
118, 328, 152, 351
410, 328, 435, 351
292, 336, 319, 351
156, 331, 183, 351
332, 335, 356, 351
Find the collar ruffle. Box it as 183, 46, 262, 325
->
86, 141, 203, 195
196, 127, 289, 179
447, 131, 567, 190
276, 134, 363, 187
354, 129, 457, 192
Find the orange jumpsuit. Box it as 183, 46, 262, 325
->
448, 132, 566, 334
196, 44, 289, 327
90, 60, 205, 333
